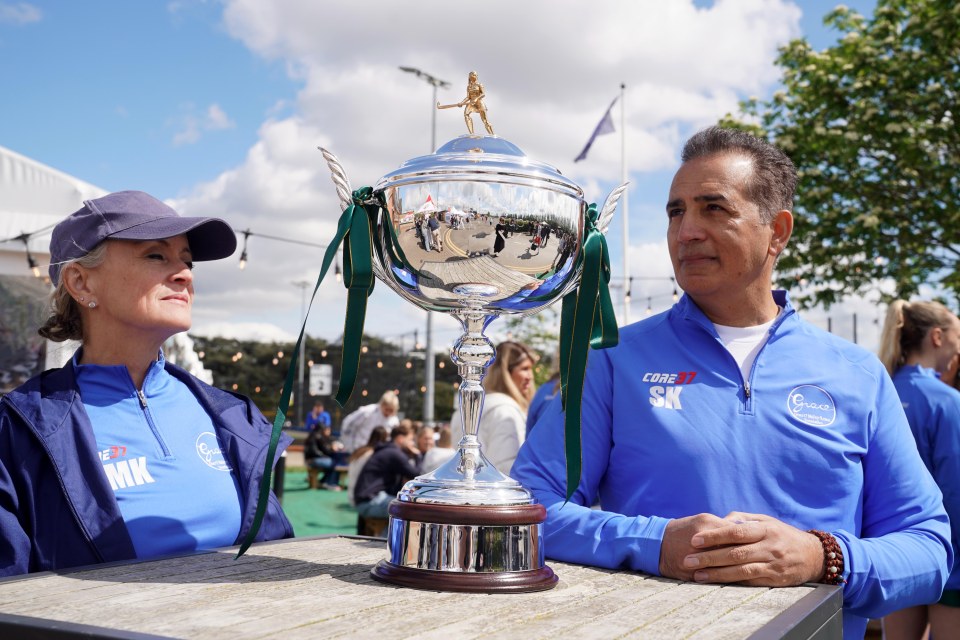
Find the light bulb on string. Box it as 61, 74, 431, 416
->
238, 230, 251, 270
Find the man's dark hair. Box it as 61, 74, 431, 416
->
681, 126, 797, 223
390, 424, 412, 440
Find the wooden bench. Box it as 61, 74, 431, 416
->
335, 464, 349, 488
357, 515, 388, 537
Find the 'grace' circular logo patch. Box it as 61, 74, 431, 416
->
196, 432, 231, 471
786, 385, 836, 427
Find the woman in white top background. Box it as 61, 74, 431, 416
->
450, 341, 537, 476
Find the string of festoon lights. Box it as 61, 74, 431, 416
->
608, 275, 680, 316
233, 228, 342, 279
0, 224, 59, 280
2, 226, 341, 282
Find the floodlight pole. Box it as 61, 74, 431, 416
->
293, 280, 310, 426
400, 66, 450, 425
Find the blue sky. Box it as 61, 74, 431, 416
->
0, 0, 881, 349
0, 1, 294, 195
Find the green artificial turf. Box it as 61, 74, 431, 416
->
277, 468, 359, 537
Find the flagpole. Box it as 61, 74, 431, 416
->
620, 82, 630, 325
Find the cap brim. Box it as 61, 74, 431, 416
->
109, 217, 237, 261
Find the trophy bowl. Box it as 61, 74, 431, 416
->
321, 129, 623, 593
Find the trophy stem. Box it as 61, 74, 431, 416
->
451, 303, 498, 482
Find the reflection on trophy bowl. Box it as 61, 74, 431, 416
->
372, 135, 585, 317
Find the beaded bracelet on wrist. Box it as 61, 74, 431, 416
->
808, 529, 846, 586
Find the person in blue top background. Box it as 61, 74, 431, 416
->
0, 191, 293, 576
525, 373, 558, 436
511, 126, 951, 639
305, 400, 332, 432
526, 350, 560, 437
879, 299, 960, 639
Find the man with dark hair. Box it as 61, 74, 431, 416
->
304, 400, 331, 432
513, 126, 951, 639
353, 424, 422, 520
679, 126, 797, 223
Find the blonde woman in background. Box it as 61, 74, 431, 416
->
450, 341, 537, 476
879, 300, 960, 640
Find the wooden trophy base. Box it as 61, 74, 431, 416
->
369, 500, 558, 593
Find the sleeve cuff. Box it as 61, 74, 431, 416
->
637, 515, 672, 577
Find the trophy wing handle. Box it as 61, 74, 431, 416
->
317, 146, 389, 283
318, 146, 354, 211
597, 181, 629, 234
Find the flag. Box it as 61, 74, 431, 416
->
574, 96, 619, 162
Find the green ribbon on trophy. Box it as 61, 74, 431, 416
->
236, 187, 376, 558
557, 203, 618, 501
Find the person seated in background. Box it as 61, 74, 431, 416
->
304, 422, 345, 491
339, 391, 400, 453
304, 400, 331, 432
415, 425, 435, 465
421, 425, 456, 473
878, 300, 960, 639
450, 341, 537, 476
0, 191, 293, 576
346, 426, 389, 507
511, 127, 951, 639
353, 424, 421, 520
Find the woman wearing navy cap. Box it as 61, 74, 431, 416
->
0, 191, 293, 576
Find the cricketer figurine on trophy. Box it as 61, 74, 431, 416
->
318, 72, 626, 593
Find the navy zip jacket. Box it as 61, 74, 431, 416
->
0, 360, 293, 576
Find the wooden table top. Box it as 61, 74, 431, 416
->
0, 536, 840, 639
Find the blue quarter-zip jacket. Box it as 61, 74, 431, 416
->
0, 358, 293, 576
893, 364, 960, 591
513, 291, 951, 639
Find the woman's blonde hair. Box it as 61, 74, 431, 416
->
37, 243, 109, 343
878, 299, 956, 376
484, 341, 537, 410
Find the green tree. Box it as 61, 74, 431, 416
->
189, 333, 460, 425
721, 0, 959, 307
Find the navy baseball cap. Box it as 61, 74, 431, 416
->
48, 190, 237, 285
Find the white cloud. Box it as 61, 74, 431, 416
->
171, 103, 236, 146
205, 104, 235, 130
172, 121, 201, 147
190, 321, 296, 343
174, 0, 803, 342
0, 2, 41, 25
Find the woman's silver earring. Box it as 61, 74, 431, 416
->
87, 301, 97, 309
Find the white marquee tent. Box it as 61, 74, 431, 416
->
0, 144, 107, 278
0, 144, 211, 388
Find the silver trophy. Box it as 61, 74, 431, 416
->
320, 76, 624, 592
